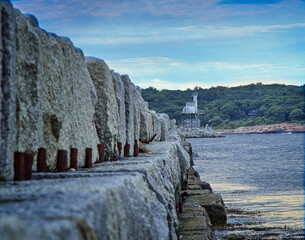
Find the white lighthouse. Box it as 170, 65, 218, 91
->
181, 92, 200, 128
182, 92, 198, 114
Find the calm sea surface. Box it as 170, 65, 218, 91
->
188, 133, 304, 239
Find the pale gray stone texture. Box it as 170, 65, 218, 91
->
121, 75, 134, 156
111, 72, 126, 158
0, 139, 190, 240
86, 57, 119, 160
0, 1, 17, 180
14, 11, 100, 170
150, 110, 161, 142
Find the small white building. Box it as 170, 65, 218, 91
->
182, 93, 198, 114
181, 92, 201, 128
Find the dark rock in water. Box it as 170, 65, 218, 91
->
178, 206, 213, 240
188, 181, 213, 193
183, 194, 227, 225
183, 141, 194, 166
182, 189, 212, 196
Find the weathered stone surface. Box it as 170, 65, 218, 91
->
170, 119, 177, 131
140, 101, 154, 143
0, 217, 91, 240
178, 127, 223, 138
86, 57, 119, 160
178, 206, 213, 240
0, 138, 190, 240
188, 181, 213, 192
183, 194, 227, 225
133, 86, 141, 142
182, 189, 212, 196
188, 168, 201, 182
145, 106, 154, 141
158, 115, 169, 141
0, 1, 17, 180
0, 173, 168, 240
151, 110, 161, 142
188, 185, 202, 190
176, 141, 191, 190
121, 75, 134, 156
2, 7, 100, 173
159, 113, 171, 130
111, 71, 126, 157
182, 141, 194, 166
90, 140, 190, 239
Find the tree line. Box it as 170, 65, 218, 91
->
141, 83, 305, 129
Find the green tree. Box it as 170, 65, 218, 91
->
257, 105, 268, 117
289, 109, 304, 121
208, 116, 223, 127
220, 102, 240, 120
267, 106, 286, 122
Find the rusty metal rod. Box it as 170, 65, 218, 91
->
37, 148, 47, 172
124, 143, 130, 157
70, 148, 78, 170
134, 140, 139, 157
14, 152, 25, 181
97, 144, 105, 163
117, 142, 122, 158
24, 153, 33, 180
85, 148, 92, 168
57, 150, 68, 172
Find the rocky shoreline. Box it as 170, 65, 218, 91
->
178, 126, 224, 138
218, 123, 305, 134
178, 167, 227, 240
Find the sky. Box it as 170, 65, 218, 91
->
11, 0, 305, 90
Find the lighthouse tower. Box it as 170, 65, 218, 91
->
181, 92, 201, 128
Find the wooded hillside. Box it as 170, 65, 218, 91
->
141, 83, 305, 129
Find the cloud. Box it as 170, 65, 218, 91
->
106, 57, 185, 76
219, 0, 281, 4
12, 0, 305, 22
105, 57, 305, 90
72, 22, 305, 46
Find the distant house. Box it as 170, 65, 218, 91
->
248, 109, 257, 118
182, 93, 198, 114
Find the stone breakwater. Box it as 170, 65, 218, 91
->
0, 132, 226, 240
0, 1, 227, 239
0, 0, 169, 180
178, 126, 223, 138
0, 134, 191, 240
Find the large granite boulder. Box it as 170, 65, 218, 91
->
178, 206, 213, 240
121, 75, 134, 156
0, 138, 191, 240
0, 1, 17, 180
158, 114, 170, 141
0, 173, 169, 240
111, 71, 126, 158
133, 87, 141, 142
144, 104, 154, 141
159, 113, 171, 130
1, 3, 100, 176
140, 101, 154, 143
183, 194, 227, 225
86, 57, 119, 160
151, 110, 161, 142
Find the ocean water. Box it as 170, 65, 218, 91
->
188, 133, 304, 239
